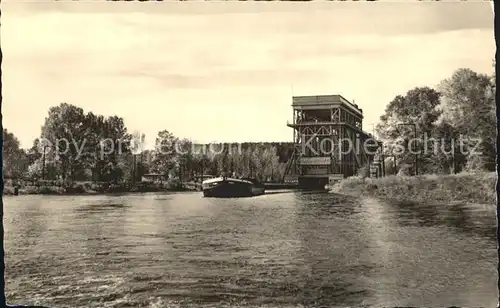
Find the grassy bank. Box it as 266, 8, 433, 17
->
3, 180, 200, 196
331, 172, 496, 205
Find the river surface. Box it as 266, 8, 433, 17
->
3, 191, 498, 307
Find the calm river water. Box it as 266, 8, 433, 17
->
4, 191, 498, 307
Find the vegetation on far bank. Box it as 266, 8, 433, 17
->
3, 113, 293, 187
2, 66, 496, 198
338, 67, 496, 205
375, 68, 495, 176
3, 179, 198, 196
331, 172, 496, 205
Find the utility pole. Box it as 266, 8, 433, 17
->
414, 125, 418, 176
452, 142, 456, 174
201, 156, 204, 179
132, 154, 136, 184
41, 145, 47, 180
140, 151, 143, 180
179, 159, 183, 183
381, 142, 386, 177
412, 124, 418, 176
398, 123, 418, 176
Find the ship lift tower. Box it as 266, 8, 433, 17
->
283, 94, 383, 189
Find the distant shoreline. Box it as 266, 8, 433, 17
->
3, 182, 200, 196
331, 172, 496, 206
3, 181, 296, 196
3, 188, 197, 197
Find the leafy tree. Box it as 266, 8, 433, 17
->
229, 148, 243, 177
26, 159, 58, 182
26, 138, 42, 166
82, 112, 107, 181
431, 121, 466, 174
251, 146, 264, 180
2, 129, 28, 179
376, 87, 442, 175
151, 130, 178, 178
36, 103, 133, 183
213, 148, 228, 176
29, 103, 295, 185
128, 131, 147, 182
41, 103, 87, 182
103, 115, 131, 183
175, 138, 195, 181
437, 68, 495, 171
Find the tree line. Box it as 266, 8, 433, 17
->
376, 67, 496, 175
3, 104, 294, 184
3, 67, 495, 184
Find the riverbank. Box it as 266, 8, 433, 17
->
3, 181, 200, 196
331, 172, 496, 205
3, 180, 293, 196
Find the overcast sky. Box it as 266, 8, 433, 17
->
2, 1, 495, 148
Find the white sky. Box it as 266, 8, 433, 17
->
2, 1, 495, 148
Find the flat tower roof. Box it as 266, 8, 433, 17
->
292, 94, 362, 116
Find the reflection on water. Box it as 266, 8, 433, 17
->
387, 200, 497, 241
4, 191, 497, 307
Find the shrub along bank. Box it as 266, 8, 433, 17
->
3, 179, 199, 196
331, 172, 496, 205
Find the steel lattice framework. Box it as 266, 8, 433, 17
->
282, 95, 383, 187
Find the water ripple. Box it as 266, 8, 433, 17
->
3, 192, 497, 307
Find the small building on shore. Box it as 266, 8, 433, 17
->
141, 173, 168, 183
194, 174, 215, 182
